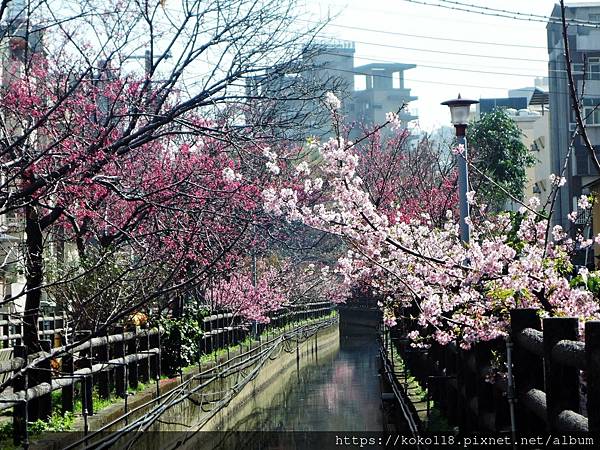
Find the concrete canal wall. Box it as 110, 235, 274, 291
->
31, 320, 340, 450
140, 320, 340, 450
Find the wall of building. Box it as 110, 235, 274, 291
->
519, 112, 552, 206
547, 3, 600, 265
548, 4, 600, 220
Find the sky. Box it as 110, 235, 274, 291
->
304, 0, 600, 131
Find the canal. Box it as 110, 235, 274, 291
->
204, 322, 385, 449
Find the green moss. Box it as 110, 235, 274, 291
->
388, 337, 451, 432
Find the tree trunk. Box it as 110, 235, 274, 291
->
23, 203, 43, 353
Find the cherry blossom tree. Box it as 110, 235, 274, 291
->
263, 93, 600, 349
0, 0, 330, 352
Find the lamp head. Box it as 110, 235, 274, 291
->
441, 93, 479, 126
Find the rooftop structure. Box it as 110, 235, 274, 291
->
351, 62, 418, 125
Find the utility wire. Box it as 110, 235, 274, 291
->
292, 30, 551, 63
400, 0, 600, 28
435, 0, 600, 26
298, 19, 549, 50
313, 36, 549, 63
317, 66, 592, 97
323, 52, 561, 80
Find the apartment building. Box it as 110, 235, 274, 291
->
547, 3, 600, 266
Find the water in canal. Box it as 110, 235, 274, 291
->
209, 324, 385, 449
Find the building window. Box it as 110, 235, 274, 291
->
590, 14, 600, 22
587, 57, 600, 80
584, 106, 600, 125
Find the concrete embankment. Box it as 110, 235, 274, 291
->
33, 319, 339, 450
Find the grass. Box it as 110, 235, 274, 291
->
0, 410, 76, 450
70, 381, 156, 414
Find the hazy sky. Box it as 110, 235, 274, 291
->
305, 0, 600, 131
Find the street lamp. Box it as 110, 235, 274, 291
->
441, 94, 479, 245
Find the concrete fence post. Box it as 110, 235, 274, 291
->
2, 313, 9, 349
150, 329, 160, 381
510, 308, 543, 431
585, 320, 600, 432
139, 328, 150, 383
543, 317, 579, 432
13, 345, 27, 445
14, 316, 22, 347
114, 326, 126, 398
80, 356, 94, 416
474, 341, 494, 430
97, 332, 110, 399
38, 340, 52, 421
128, 327, 139, 390
455, 343, 466, 432
62, 350, 74, 414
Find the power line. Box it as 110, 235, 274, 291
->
436, 0, 600, 26
291, 22, 550, 63
299, 19, 548, 50
317, 66, 587, 98
313, 35, 550, 63
323, 66, 516, 91
289, 27, 551, 67
323, 1, 547, 30
291, 27, 548, 64
324, 50, 600, 83
346, 53, 567, 78
400, 0, 600, 28
322, 52, 555, 80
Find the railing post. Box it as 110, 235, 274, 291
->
97, 333, 110, 399
2, 313, 9, 349
150, 329, 160, 381
13, 345, 27, 445
62, 311, 68, 341
445, 344, 458, 423
80, 356, 94, 416
114, 326, 126, 398
38, 317, 44, 341
463, 347, 478, 431
139, 328, 150, 383
14, 316, 22, 346
38, 340, 52, 421
208, 316, 214, 355
474, 341, 495, 430
510, 308, 543, 431
455, 343, 466, 432
128, 327, 139, 391
62, 351, 74, 414
585, 320, 600, 432
543, 317, 579, 432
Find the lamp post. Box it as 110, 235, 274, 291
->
441, 94, 479, 245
